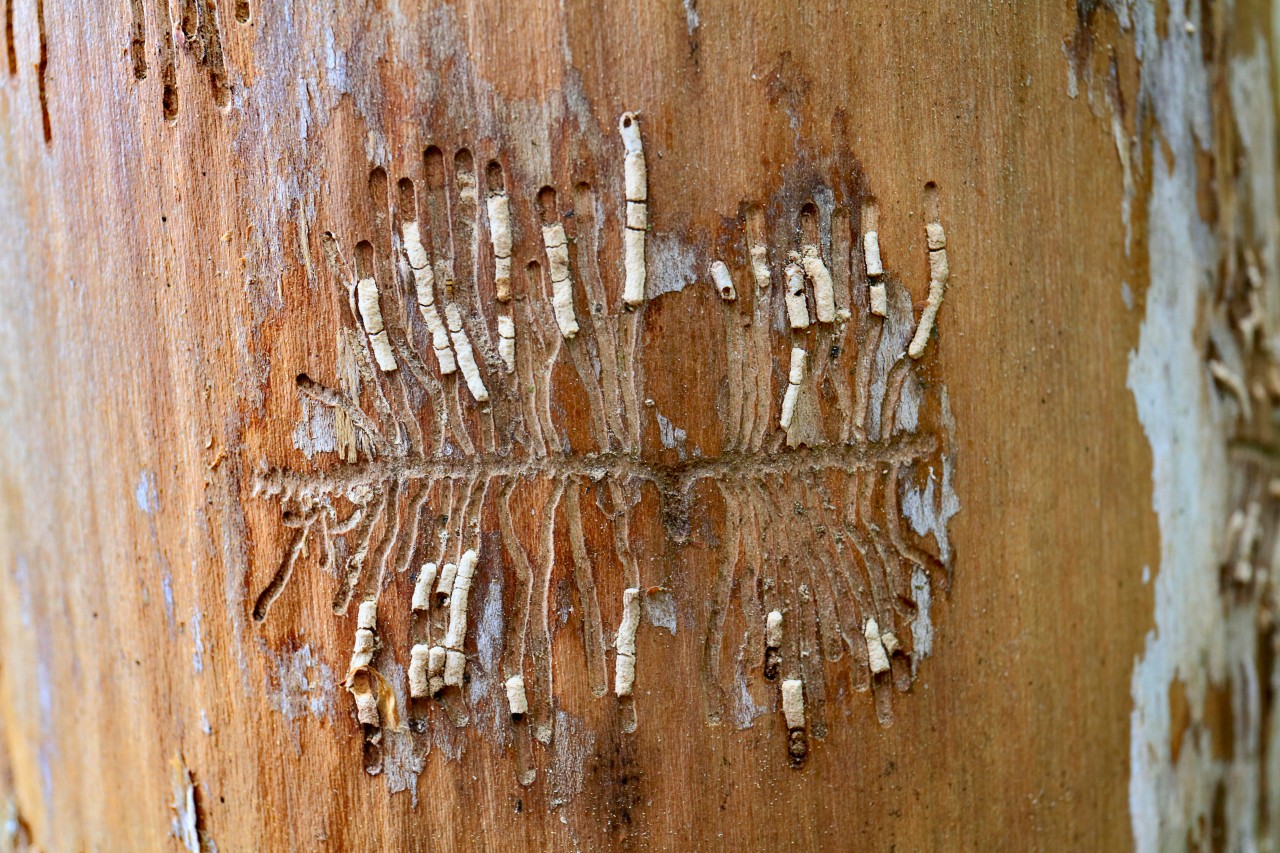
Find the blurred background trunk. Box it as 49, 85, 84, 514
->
0, 0, 1275, 849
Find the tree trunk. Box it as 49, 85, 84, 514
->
0, 0, 1274, 849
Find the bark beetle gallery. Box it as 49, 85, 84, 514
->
250, 113, 960, 777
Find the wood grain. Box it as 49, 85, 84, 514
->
0, 0, 1264, 849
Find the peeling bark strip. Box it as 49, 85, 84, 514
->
250, 109, 960, 776
1102, 0, 1280, 848
169, 757, 202, 852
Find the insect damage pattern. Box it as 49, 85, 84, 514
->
250, 113, 960, 778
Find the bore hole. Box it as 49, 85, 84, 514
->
454, 147, 475, 176
923, 181, 941, 221
200, 0, 230, 108
163, 84, 179, 121
424, 146, 446, 190
525, 260, 543, 298
180, 0, 199, 40
763, 648, 780, 681
368, 167, 389, 225
355, 241, 375, 279
129, 0, 147, 80
860, 198, 880, 231
5, 0, 16, 76
397, 177, 417, 220
320, 231, 347, 278
35, 0, 49, 142
744, 203, 766, 244
485, 160, 505, 192
799, 202, 820, 244
536, 187, 558, 224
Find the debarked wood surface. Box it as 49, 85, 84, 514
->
0, 0, 1244, 850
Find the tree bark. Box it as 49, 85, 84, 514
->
0, 0, 1273, 850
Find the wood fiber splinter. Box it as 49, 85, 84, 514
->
615, 588, 641, 697
781, 678, 808, 765
864, 229, 888, 318
764, 610, 783, 680
427, 645, 446, 696
435, 561, 458, 603
401, 222, 456, 375
408, 643, 431, 698
487, 191, 514, 302
908, 219, 949, 359
749, 243, 771, 290
343, 601, 400, 730
355, 277, 398, 372
439, 549, 477, 688
710, 260, 737, 300
445, 304, 489, 403
444, 549, 478, 652
785, 257, 810, 329
864, 618, 891, 674
498, 314, 516, 372
780, 348, 807, 430
542, 223, 579, 338
505, 674, 528, 718
864, 231, 883, 277
620, 112, 647, 307
781, 679, 805, 731
801, 245, 836, 323
411, 562, 438, 612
